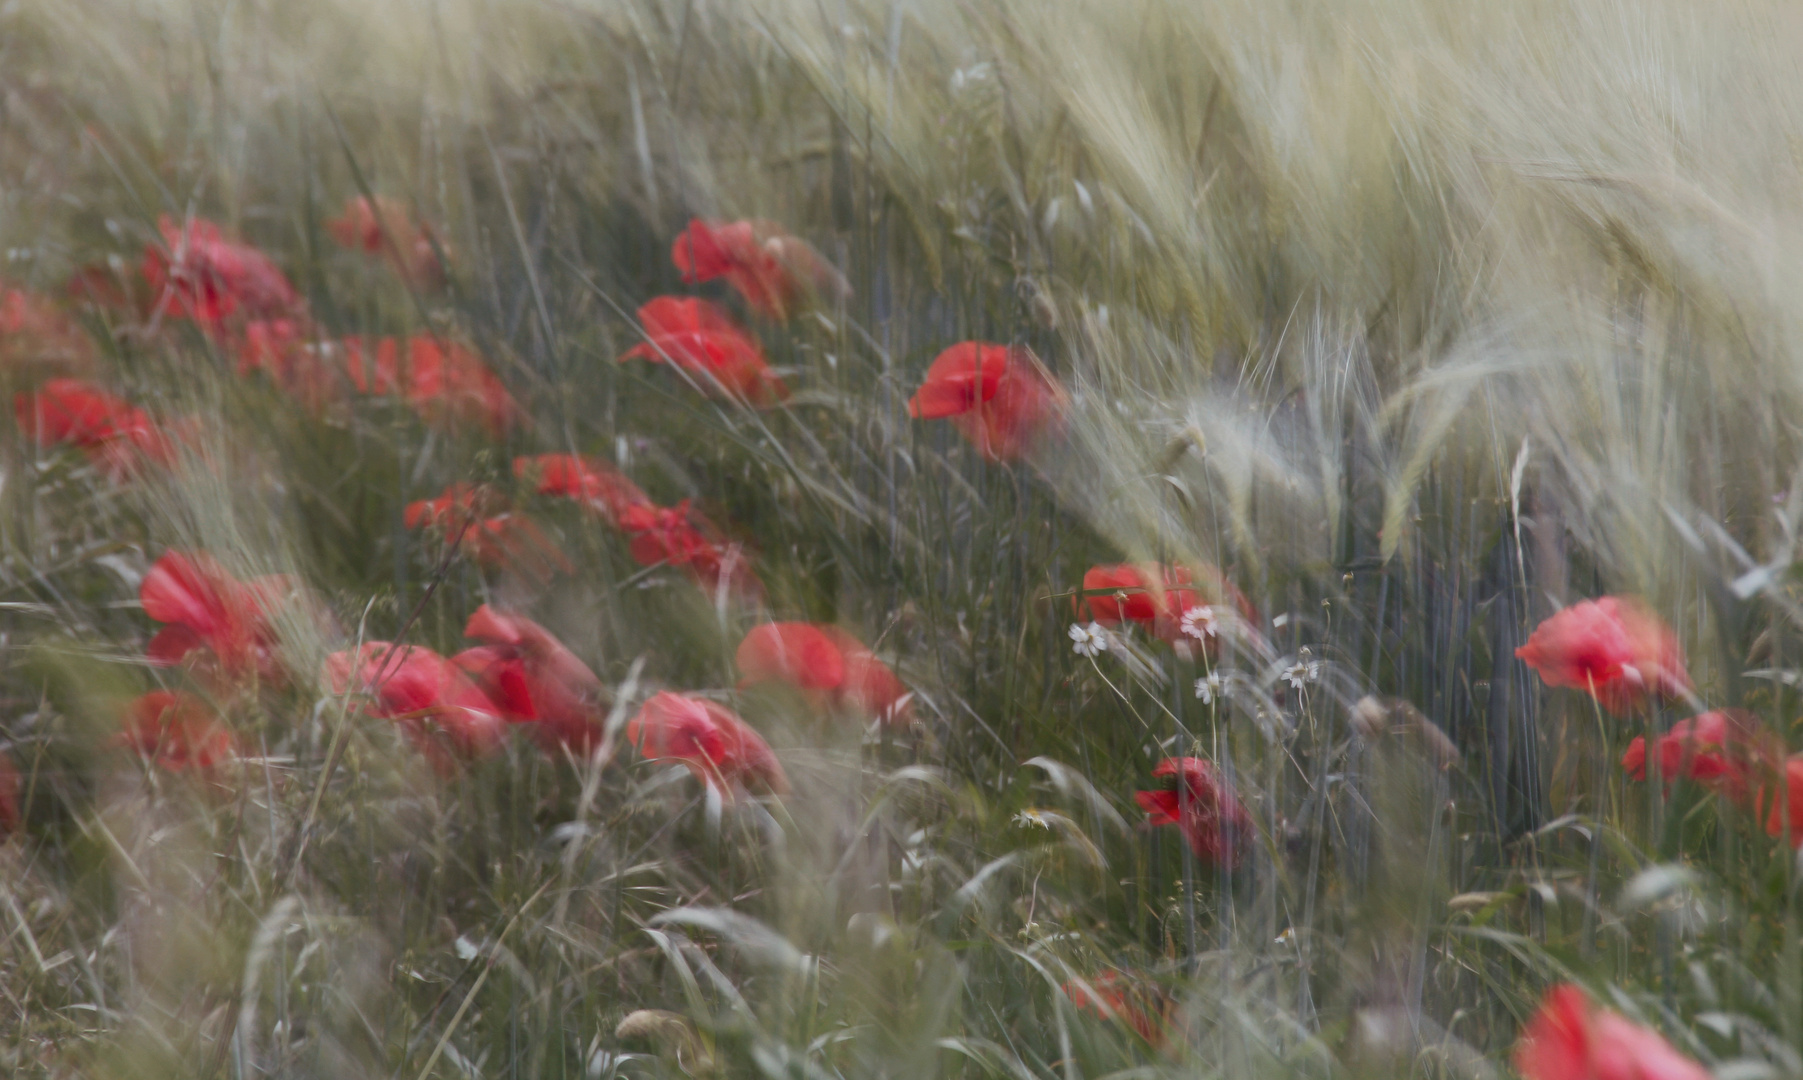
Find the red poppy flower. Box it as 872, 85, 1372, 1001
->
15, 378, 182, 479
1513, 983, 1710, 1080
0, 752, 20, 835
621, 297, 788, 406
1516, 597, 1692, 715
737, 623, 845, 691
403, 483, 570, 580
619, 500, 762, 598
1135, 756, 1252, 867
1082, 563, 1197, 633
453, 605, 604, 754
324, 642, 507, 765
0, 284, 93, 369
141, 551, 292, 685
1079, 562, 1257, 648
343, 335, 524, 438
141, 215, 301, 326
835, 641, 912, 724
1062, 972, 1166, 1045
627, 691, 788, 801
14, 379, 146, 451
234, 319, 346, 411
1749, 754, 1803, 847
513, 453, 652, 526
906, 343, 1066, 461
15, 379, 125, 446
326, 195, 448, 288
1621, 710, 1781, 805
735, 622, 911, 725
403, 482, 505, 531
512, 453, 761, 597
671, 218, 848, 322
118, 690, 237, 773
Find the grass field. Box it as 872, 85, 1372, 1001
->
2, 1, 1802, 1076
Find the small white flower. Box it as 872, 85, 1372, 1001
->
1195, 671, 1226, 704
1180, 605, 1219, 641
1281, 661, 1319, 690
1069, 622, 1109, 657
1013, 809, 1052, 829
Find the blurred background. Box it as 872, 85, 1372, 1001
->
2, 0, 1802, 1076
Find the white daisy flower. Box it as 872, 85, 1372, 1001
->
1013, 809, 1052, 829
1281, 661, 1319, 690
1195, 671, 1227, 703
1069, 622, 1109, 657
1180, 605, 1219, 641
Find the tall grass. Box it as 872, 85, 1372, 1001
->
2, 0, 1802, 1076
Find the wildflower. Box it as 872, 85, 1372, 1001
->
325, 195, 448, 287
735, 622, 845, 692
1061, 972, 1166, 1045
1013, 808, 1052, 829
620, 297, 788, 406
403, 482, 504, 531
1622, 710, 1781, 804
0, 284, 94, 370
235, 319, 344, 411
826, 634, 912, 725
453, 605, 604, 754
1280, 661, 1318, 691
404, 484, 571, 580
141, 551, 293, 685
1080, 563, 1257, 647
626, 691, 788, 801
1135, 756, 1251, 867
906, 342, 1066, 461
15, 378, 182, 479
671, 218, 848, 321
620, 500, 762, 598
1749, 753, 1803, 847
1512, 983, 1710, 1080
1515, 597, 1692, 715
1179, 605, 1220, 641
513, 453, 653, 526
1195, 671, 1226, 703
1069, 622, 1109, 657
324, 642, 507, 765
141, 215, 301, 326
734, 622, 912, 725
1080, 564, 1184, 625
342, 334, 525, 438
118, 690, 237, 773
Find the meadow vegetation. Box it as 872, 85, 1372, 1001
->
2, 1, 1802, 1076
